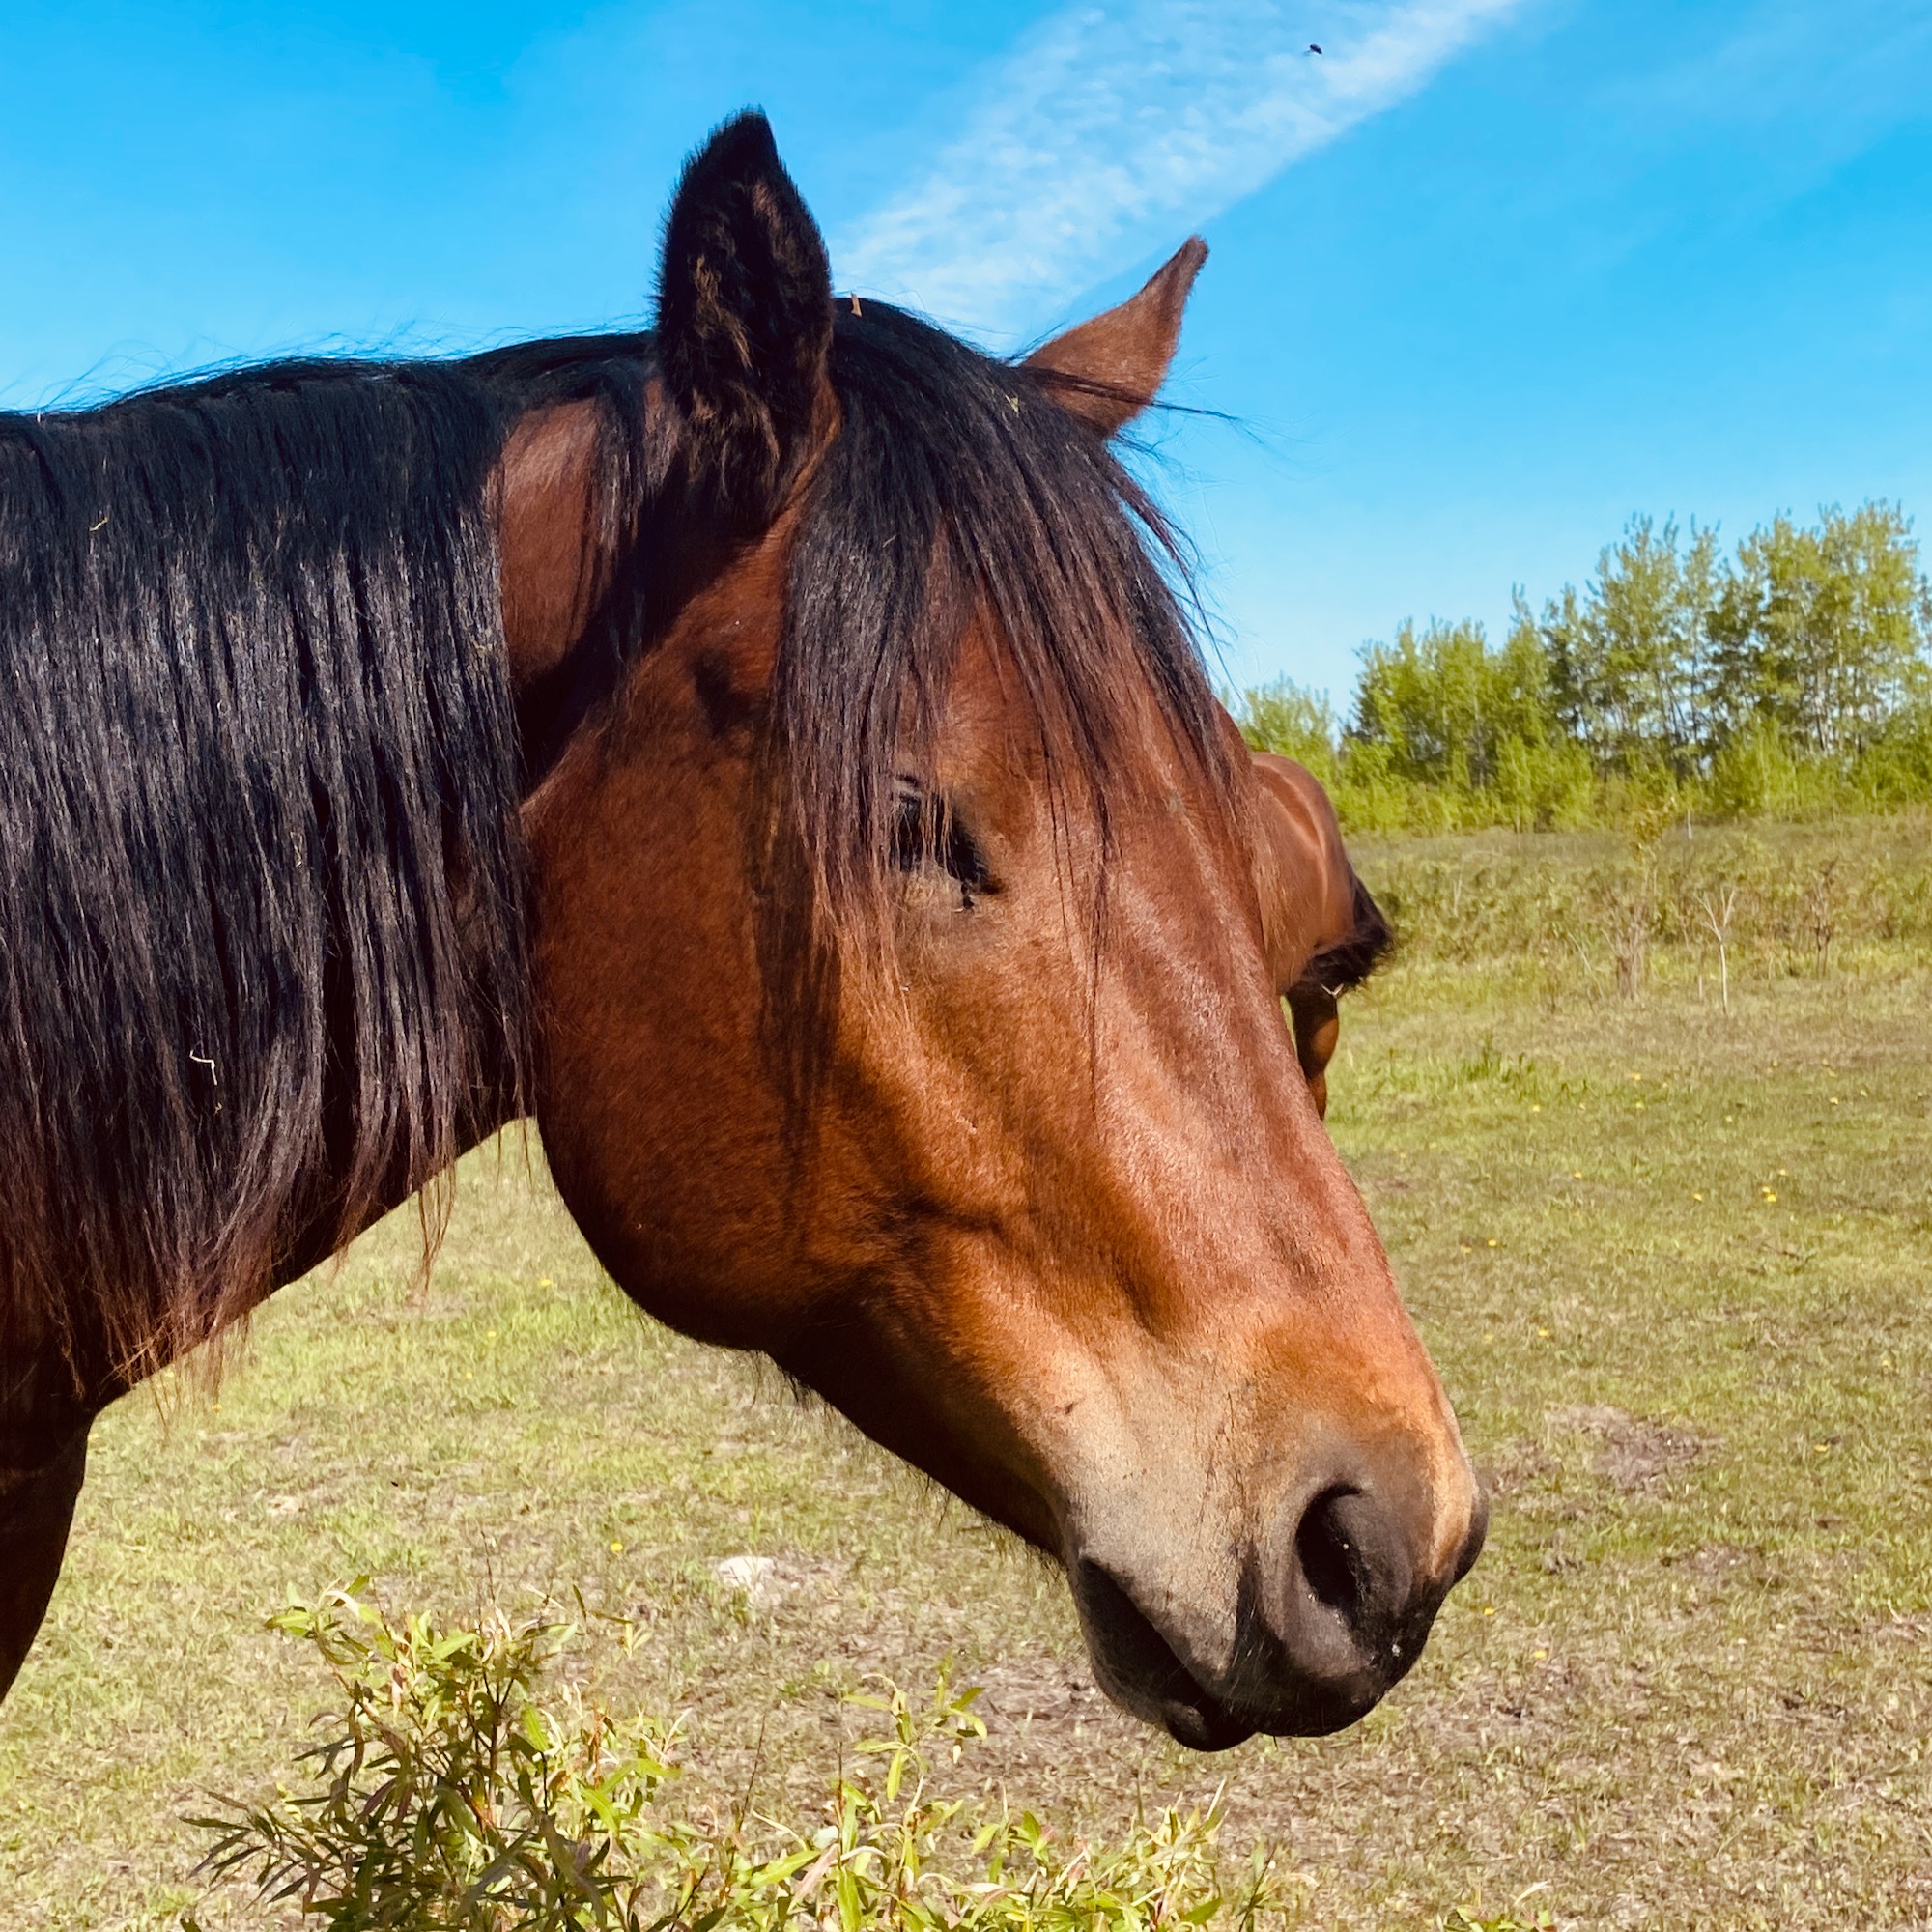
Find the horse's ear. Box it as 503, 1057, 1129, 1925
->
656, 111, 834, 524
1249, 751, 1384, 1120
1023, 238, 1208, 435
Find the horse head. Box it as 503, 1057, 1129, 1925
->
509, 115, 1485, 1748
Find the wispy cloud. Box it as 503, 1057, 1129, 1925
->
836, 0, 1528, 340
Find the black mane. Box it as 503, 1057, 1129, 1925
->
0, 302, 1232, 1378
0, 354, 541, 1378
1310, 877, 1394, 994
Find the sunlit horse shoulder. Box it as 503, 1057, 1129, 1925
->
0, 113, 1483, 1747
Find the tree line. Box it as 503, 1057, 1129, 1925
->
1236, 501, 1932, 832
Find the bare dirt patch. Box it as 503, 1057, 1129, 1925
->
1548, 1404, 1705, 1491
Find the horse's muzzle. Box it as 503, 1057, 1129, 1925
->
1070, 1474, 1489, 1748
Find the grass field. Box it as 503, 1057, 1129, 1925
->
2, 816, 1930, 1930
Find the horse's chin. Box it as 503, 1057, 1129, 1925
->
1068, 1561, 1257, 1750
1070, 1559, 1382, 1751
1147, 1684, 1262, 1754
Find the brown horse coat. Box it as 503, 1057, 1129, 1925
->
0, 114, 1482, 1748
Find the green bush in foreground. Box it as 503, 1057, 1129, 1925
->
185, 1586, 1552, 1932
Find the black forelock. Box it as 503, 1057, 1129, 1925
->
1310, 876, 1394, 994
760, 302, 1235, 991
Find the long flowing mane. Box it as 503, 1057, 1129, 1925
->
0, 359, 533, 1379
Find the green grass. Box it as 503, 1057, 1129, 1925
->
3, 818, 1931, 1929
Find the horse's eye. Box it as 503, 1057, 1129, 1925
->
891, 781, 992, 902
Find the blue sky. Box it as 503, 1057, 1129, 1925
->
5, 0, 1930, 700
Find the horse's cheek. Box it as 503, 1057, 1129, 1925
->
527, 746, 795, 1351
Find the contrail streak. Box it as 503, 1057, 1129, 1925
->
837, 0, 1527, 338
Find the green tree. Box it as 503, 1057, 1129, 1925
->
1352, 618, 1490, 790
1234, 679, 1340, 786
1339, 611, 1588, 830
1236, 498, 1932, 831
1539, 516, 1719, 777
1350, 612, 1564, 783
1708, 502, 1932, 760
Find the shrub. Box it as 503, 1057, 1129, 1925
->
185, 1583, 1308, 1932
1861, 697, 1932, 807
1489, 736, 1594, 833
185, 1586, 673, 1930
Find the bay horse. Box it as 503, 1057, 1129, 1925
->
0, 114, 1483, 1750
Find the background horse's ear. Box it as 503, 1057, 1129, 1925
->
656, 111, 834, 525
1249, 750, 1377, 1120
1023, 237, 1208, 435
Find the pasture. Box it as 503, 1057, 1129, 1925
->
2, 814, 1929, 1930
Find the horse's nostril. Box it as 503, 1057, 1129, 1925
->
1290, 1485, 1412, 1651
1294, 1487, 1369, 1623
